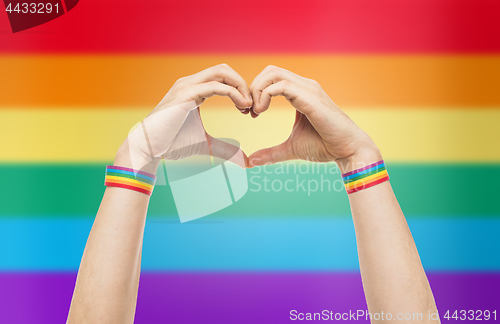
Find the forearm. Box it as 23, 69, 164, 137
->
67, 146, 159, 324
245, 65, 439, 322
67, 65, 252, 323
339, 148, 438, 323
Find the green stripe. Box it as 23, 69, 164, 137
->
343, 166, 387, 184
106, 171, 155, 185
0, 163, 499, 218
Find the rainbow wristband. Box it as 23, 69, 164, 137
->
105, 166, 157, 196
342, 160, 389, 194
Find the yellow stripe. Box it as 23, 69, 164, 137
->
105, 177, 153, 190
106, 176, 153, 188
345, 170, 389, 190
1, 107, 499, 163
0, 55, 499, 107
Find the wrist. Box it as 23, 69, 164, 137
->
335, 144, 383, 175
114, 142, 160, 176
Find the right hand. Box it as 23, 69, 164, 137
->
248, 65, 381, 173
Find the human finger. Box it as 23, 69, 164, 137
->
180, 64, 253, 107
188, 81, 250, 109
250, 65, 301, 114
247, 141, 294, 167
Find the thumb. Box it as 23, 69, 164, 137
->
248, 141, 294, 167
205, 136, 248, 169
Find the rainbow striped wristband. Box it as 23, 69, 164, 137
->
104, 166, 157, 196
342, 160, 389, 194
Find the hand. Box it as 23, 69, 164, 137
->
116, 64, 252, 172
248, 65, 381, 172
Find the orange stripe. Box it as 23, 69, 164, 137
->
105, 178, 153, 191
347, 176, 390, 194
345, 170, 389, 190
1, 55, 499, 108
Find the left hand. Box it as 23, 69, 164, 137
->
116, 64, 252, 172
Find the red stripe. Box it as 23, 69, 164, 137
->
1, 0, 499, 53
346, 175, 390, 194
105, 181, 152, 196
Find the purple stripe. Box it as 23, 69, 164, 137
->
106, 165, 157, 179
0, 272, 499, 323
341, 160, 384, 178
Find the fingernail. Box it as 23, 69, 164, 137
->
246, 96, 253, 108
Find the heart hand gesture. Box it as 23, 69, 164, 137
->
118, 64, 381, 175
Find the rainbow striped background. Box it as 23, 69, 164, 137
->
1, 0, 500, 322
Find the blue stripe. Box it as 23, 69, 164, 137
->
342, 163, 385, 180
106, 167, 156, 182
0, 217, 499, 271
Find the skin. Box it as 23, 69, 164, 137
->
249, 66, 440, 323
67, 64, 439, 323
67, 65, 251, 323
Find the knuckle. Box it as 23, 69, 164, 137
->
215, 63, 230, 72
210, 64, 231, 79
271, 69, 286, 81
308, 78, 320, 86
268, 70, 279, 79
210, 65, 222, 74
280, 80, 290, 86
